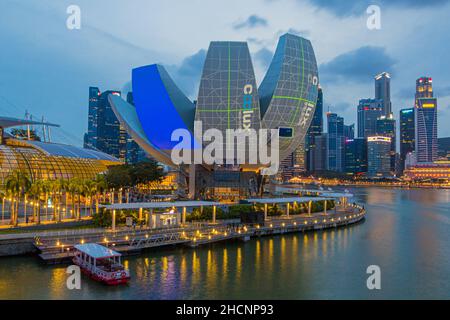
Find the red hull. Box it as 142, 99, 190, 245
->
78, 262, 130, 286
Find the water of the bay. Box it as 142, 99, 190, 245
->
0, 187, 449, 299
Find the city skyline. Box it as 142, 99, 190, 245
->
1, 0, 450, 146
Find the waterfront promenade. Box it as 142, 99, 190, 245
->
0, 203, 365, 262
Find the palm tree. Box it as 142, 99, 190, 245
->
83, 180, 97, 216
4, 171, 31, 226
41, 180, 51, 223
67, 178, 80, 219
75, 179, 86, 220
59, 179, 69, 220
29, 180, 45, 225
94, 175, 108, 213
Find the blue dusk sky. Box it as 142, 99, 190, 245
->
1, 0, 450, 146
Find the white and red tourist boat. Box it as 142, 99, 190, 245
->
73, 243, 130, 285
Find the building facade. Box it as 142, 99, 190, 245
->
375, 72, 392, 116
376, 115, 396, 174
403, 162, 450, 181
399, 108, 415, 173
367, 136, 392, 178
84, 89, 127, 161
306, 86, 323, 172
344, 138, 367, 176
357, 99, 384, 138
327, 113, 344, 172
415, 77, 438, 163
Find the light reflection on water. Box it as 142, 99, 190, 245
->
0, 187, 449, 299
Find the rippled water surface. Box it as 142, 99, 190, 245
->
1, 187, 449, 299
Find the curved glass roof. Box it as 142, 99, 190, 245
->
23, 140, 119, 161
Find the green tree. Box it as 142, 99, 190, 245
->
105, 165, 132, 189
128, 160, 165, 185
4, 170, 31, 226
93, 175, 108, 213
29, 180, 46, 224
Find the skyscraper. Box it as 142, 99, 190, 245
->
415, 77, 438, 163
85, 89, 127, 161
327, 112, 344, 172
399, 108, 415, 173
314, 133, 328, 172
344, 138, 367, 175
344, 124, 355, 140
367, 136, 392, 178
376, 114, 396, 174
85, 87, 101, 150
375, 72, 392, 116
306, 86, 323, 172
357, 99, 383, 138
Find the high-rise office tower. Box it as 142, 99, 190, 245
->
415, 77, 438, 163
327, 112, 344, 172
375, 72, 392, 116
344, 124, 355, 140
306, 86, 323, 172
357, 99, 384, 138
314, 133, 328, 172
344, 138, 368, 175
367, 136, 392, 178
399, 108, 415, 173
84, 89, 127, 161
376, 114, 396, 174
85, 87, 101, 150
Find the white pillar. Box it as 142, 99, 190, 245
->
139, 207, 143, 221
212, 206, 216, 224
148, 209, 153, 228
182, 207, 186, 224
324, 200, 327, 215
112, 209, 116, 232
264, 203, 268, 221
286, 203, 290, 217
308, 201, 312, 216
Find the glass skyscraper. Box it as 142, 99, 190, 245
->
375, 72, 392, 116
376, 115, 396, 174
327, 112, 344, 172
306, 86, 323, 172
84, 89, 127, 161
357, 99, 384, 138
367, 136, 392, 178
399, 108, 415, 173
414, 77, 438, 163
344, 138, 367, 175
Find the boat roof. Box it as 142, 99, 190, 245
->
74, 243, 121, 259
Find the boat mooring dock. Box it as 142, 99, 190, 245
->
34, 204, 365, 264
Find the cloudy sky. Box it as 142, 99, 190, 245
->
1, 0, 450, 146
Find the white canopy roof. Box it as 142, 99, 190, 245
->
74, 243, 121, 259
100, 200, 221, 210
274, 186, 354, 198
246, 196, 334, 204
